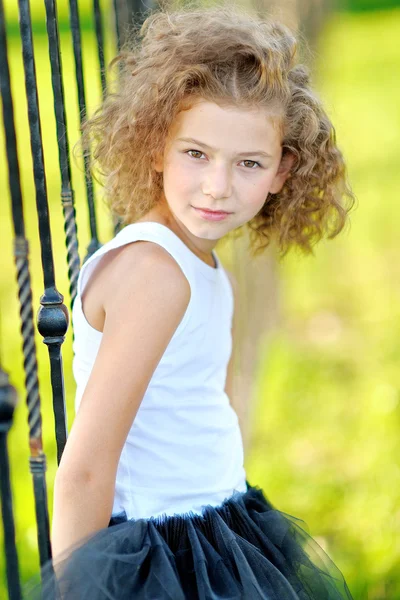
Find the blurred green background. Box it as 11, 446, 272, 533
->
1, 1, 399, 598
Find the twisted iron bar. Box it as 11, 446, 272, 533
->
12, 226, 53, 573
17, 0, 69, 466
44, 0, 81, 308
15, 239, 42, 442
62, 193, 80, 305
0, 367, 22, 600
14, 240, 52, 567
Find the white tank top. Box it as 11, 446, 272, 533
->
72, 222, 247, 520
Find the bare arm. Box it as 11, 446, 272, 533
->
51, 243, 191, 561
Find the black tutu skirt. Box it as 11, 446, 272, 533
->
22, 480, 353, 599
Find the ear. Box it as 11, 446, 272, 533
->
269, 150, 296, 194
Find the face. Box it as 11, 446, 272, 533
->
153, 99, 292, 252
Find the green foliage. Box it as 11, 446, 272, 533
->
339, 0, 400, 13
247, 8, 400, 599
0, 7, 399, 599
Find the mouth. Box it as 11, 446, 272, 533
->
192, 206, 232, 222
192, 206, 232, 215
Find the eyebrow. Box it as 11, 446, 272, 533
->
177, 137, 273, 158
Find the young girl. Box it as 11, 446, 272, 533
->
24, 3, 355, 598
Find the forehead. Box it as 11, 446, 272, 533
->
167, 99, 283, 155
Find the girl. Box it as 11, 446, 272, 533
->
24, 3, 355, 598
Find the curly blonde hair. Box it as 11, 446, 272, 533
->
75, 1, 355, 258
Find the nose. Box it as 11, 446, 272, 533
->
201, 163, 232, 200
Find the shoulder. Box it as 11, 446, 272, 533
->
102, 240, 191, 316
104, 239, 190, 289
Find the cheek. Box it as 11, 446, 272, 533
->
164, 159, 195, 195
242, 197, 268, 220
243, 178, 271, 209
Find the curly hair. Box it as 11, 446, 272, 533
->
75, 1, 355, 258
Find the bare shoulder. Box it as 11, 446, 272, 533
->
101, 238, 192, 350
100, 240, 192, 343
103, 240, 191, 305
81, 239, 190, 332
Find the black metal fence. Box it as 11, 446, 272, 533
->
0, 1, 155, 597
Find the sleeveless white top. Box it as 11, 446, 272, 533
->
71, 222, 247, 520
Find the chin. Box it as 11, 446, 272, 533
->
193, 225, 228, 241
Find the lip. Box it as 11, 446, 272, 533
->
192, 206, 232, 222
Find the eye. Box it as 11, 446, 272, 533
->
185, 150, 262, 169
241, 160, 261, 169
186, 149, 205, 160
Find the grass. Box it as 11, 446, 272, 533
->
0, 7, 399, 599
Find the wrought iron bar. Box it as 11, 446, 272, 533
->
0, 365, 22, 600
68, 0, 101, 261
93, 0, 107, 98
44, 0, 80, 310
17, 0, 69, 465
93, 0, 124, 236
113, 0, 123, 52
0, 0, 53, 572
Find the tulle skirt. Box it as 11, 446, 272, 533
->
22, 480, 353, 599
